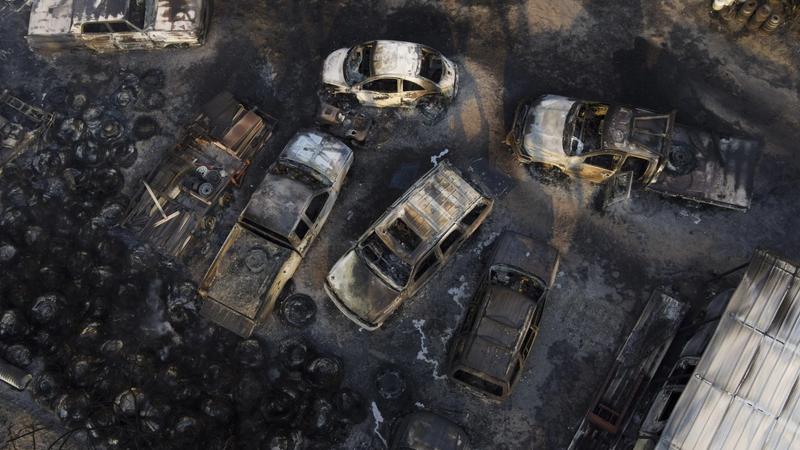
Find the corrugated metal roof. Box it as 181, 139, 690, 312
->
657, 250, 800, 450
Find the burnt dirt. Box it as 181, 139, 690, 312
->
2, 0, 800, 449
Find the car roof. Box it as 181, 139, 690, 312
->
458, 286, 536, 382
392, 411, 470, 450
280, 131, 353, 184
373, 162, 487, 263
490, 231, 559, 283
371, 40, 424, 78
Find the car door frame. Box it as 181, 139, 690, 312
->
355, 77, 402, 107
570, 151, 622, 183
109, 20, 156, 50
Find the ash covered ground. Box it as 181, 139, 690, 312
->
1, 1, 800, 449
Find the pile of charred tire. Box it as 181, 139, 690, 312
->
711, 0, 800, 35
0, 72, 366, 449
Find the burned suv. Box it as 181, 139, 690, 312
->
124, 92, 276, 259
322, 40, 458, 110
325, 161, 493, 330
200, 131, 353, 337
27, 0, 211, 53
448, 231, 559, 401
505, 95, 761, 210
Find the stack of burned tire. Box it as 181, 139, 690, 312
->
715, 0, 794, 34
0, 71, 366, 449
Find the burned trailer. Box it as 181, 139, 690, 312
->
0, 89, 54, 173
123, 92, 276, 259
26, 0, 211, 53
569, 291, 688, 450
325, 161, 493, 330
506, 95, 761, 210
448, 231, 560, 401
389, 411, 471, 450
200, 131, 353, 337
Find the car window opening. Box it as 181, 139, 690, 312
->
420, 52, 444, 82
363, 78, 398, 93
128, 0, 147, 29
240, 218, 293, 250
294, 219, 310, 240
521, 327, 535, 358
403, 80, 425, 92
452, 369, 503, 397
621, 156, 650, 180
83, 22, 110, 34
270, 161, 325, 191
108, 21, 134, 33
461, 203, 487, 228
414, 252, 439, 282
305, 192, 329, 223
567, 103, 607, 156
360, 233, 410, 288
658, 390, 682, 422
345, 45, 372, 84
630, 115, 671, 153
386, 218, 422, 253
440, 228, 462, 254
490, 266, 545, 301
584, 154, 618, 170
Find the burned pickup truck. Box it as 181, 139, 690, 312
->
200, 131, 353, 337
26, 0, 211, 53
506, 95, 761, 210
325, 161, 493, 330
448, 231, 559, 401
0, 89, 54, 172
123, 92, 276, 259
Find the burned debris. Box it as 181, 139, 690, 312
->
712, 0, 800, 35
389, 411, 471, 450
325, 161, 493, 330
123, 92, 276, 260
0, 90, 54, 174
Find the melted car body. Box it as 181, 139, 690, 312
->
325, 161, 493, 330
26, 0, 211, 53
200, 131, 353, 337
448, 231, 559, 401
506, 95, 761, 210
123, 92, 276, 259
322, 40, 458, 109
389, 411, 471, 450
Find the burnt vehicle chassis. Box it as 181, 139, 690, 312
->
0, 89, 55, 173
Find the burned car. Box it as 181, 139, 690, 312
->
123, 92, 276, 259
325, 161, 493, 330
322, 40, 458, 111
389, 411, 471, 450
0, 89, 54, 172
447, 231, 559, 401
200, 131, 353, 337
26, 0, 211, 53
505, 95, 761, 210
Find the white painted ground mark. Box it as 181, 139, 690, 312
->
370, 401, 388, 448
412, 319, 447, 380
430, 148, 449, 166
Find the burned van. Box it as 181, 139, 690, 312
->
27, 0, 211, 53
448, 231, 559, 401
123, 92, 276, 259
506, 95, 761, 210
200, 131, 353, 337
325, 161, 493, 330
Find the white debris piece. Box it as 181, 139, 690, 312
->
371, 401, 388, 448
430, 148, 449, 166
447, 276, 469, 308
412, 319, 447, 380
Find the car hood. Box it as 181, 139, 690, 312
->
323, 48, 349, 87
326, 249, 399, 327
241, 173, 314, 241
522, 95, 575, 161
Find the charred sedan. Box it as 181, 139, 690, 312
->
325, 161, 493, 330
505, 95, 761, 210
200, 131, 354, 337
27, 0, 211, 53
448, 231, 559, 401
389, 411, 471, 450
322, 40, 458, 111
123, 92, 276, 259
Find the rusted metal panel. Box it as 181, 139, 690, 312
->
570, 291, 687, 449
656, 250, 800, 450
646, 124, 760, 211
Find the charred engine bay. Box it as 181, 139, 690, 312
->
2, 1, 800, 449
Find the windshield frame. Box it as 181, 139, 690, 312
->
357, 232, 411, 291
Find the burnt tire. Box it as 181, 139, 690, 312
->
278, 294, 317, 328
666, 144, 697, 175
416, 95, 447, 125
